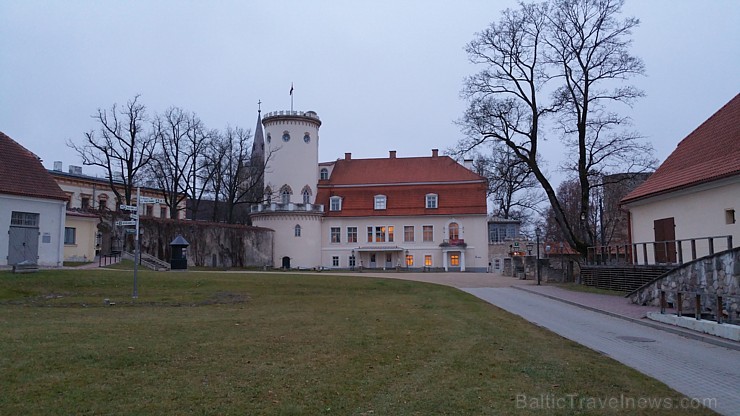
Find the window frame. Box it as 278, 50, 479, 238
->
330, 227, 341, 243
294, 224, 302, 237
320, 168, 329, 180
404, 225, 415, 242
425, 193, 438, 209
332, 256, 339, 267
374, 195, 387, 210
347, 227, 358, 243
64, 227, 76, 245
329, 196, 342, 211
424, 255, 432, 267
422, 225, 434, 242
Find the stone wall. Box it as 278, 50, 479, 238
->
136, 219, 274, 268
629, 247, 740, 314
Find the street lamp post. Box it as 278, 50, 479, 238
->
535, 227, 541, 286
405, 249, 409, 270
351, 249, 355, 271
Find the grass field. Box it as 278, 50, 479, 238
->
0, 269, 715, 415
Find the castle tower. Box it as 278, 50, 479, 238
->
250, 110, 323, 269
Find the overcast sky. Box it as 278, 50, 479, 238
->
1, 0, 738, 182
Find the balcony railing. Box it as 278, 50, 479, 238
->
440, 239, 467, 248
250, 202, 325, 214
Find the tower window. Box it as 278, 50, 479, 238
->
294, 224, 302, 237
282, 131, 290, 142
266, 133, 271, 143
303, 133, 311, 143
727, 209, 736, 224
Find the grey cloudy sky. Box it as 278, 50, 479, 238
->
1, 0, 738, 181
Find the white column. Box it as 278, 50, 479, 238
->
443, 249, 448, 271
460, 251, 466, 272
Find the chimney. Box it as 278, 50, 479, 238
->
53, 161, 62, 171
432, 149, 439, 159
389, 150, 396, 159
463, 158, 474, 171
345, 152, 352, 160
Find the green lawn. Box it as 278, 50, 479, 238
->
0, 270, 715, 415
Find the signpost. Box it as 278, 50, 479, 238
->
115, 220, 137, 226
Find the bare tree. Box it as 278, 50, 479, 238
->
67, 95, 155, 205
459, 0, 654, 257
146, 107, 209, 219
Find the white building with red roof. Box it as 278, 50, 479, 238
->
1, 132, 68, 267
251, 110, 489, 271
621, 93, 739, 263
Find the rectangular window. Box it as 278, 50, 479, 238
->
450, 254, 460, 266
330, 197, 341, 211
424, 255, 432, 267
426, 194, 438, 209
10, 211, 39, 227
349, 256, 356, 268
374, 195, 386, 210
726, 209, 736, 224
347, 227, 358, 243
160, 207, 167, 218
332, 256, 339, 267
423, 225, 434, 242
81, 196, 90, 210
375, 226, 386, 243
330, 227, 341, 243
404, 226, 415, 242
64, 227, 76, 245
388, 226, 394, 242
146, 205, 154, 217
367, 226, 373, 242
405, 254, 414, 266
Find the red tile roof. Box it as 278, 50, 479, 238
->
0, 131, 68, 201
325, 155, 484, 185
622, 93, 740, 204
316, 154, 488, 217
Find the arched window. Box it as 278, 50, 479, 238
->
449, 222, 459, 240
301, 185, 312, 204
279, 185, 292, 204
264, 186, 272, 204
320, 168, 329, 180
294, 224, 302, 237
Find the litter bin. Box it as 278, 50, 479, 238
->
170, 235, 190, 270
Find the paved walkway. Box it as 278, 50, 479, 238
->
464, 287, 740, 416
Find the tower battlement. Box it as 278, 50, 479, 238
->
263, 110, 321, 126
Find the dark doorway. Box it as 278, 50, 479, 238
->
653, 217, 676, 263
282, 256, 291, 269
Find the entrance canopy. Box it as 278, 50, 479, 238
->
353, 246, 405, 252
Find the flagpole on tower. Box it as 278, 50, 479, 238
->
290, 82, 294, 112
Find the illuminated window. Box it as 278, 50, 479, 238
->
450, 254, 460, 266
375, 226, 386, 243
388, 226, 394, 242
405, 255, 414, 266
367, 226, 373, 242
424, 255, 432, 267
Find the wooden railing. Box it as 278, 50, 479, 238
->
587, 235, 733, 266
660, 290, 739, 325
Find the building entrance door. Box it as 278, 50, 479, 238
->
653, 217, 676, 263
281, 256, 291, 269
385, 253, 393, 268
369, 254, 376, 268
8, 226, 39, 265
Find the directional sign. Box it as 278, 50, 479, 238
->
140, 197, 165, 204
129, 213, 139, 220
115, 220, 137, 226
125, 229, 142, 234
119, 204, 138, 211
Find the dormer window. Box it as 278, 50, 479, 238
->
374, 195, 387, 210
426, 193, 438, 209
320, 168, 329, 180
330, 196, 342, 211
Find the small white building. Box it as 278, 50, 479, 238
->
0, 132, 68, 267
622, 93, 739, 264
